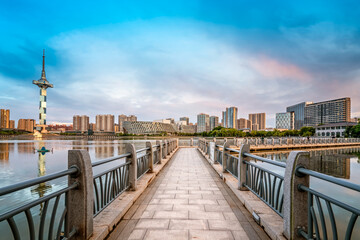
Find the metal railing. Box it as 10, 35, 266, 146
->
243, 137, 360, 147
0, 167, 79, 240
92, 153, 131, 216
296, 167, 360, 240
0, 139, 179, 239
198, 141, 360, 239
243, 152, 285, 217
136, 148, 150, 179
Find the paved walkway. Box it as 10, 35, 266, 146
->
108, 148, 270, 240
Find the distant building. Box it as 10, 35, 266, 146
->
180, 117, 189, 125
17, 119, 36, 132
304, 97, 351, 127
123, 121, 177, 135
222, 107, 238, 128
276, 112, 295, 130
286, 102, 313, 130
351, 117, 359, 123
0, 109, 10, 129
9, 120, 15, 129
237, 118, 252, 130
209, 116, 219, 131
89, 123, 96, 131
96, 114, 114, 132
166, 118, 175, 124
73, 115, 89, 132
118, 115, 137, 133
179, 125, 196, 134
48, 124, 73, 133
154, 119, 172, 124
315, 122, 357, 137
249, 113, 266, 131
197, 113, 210, 133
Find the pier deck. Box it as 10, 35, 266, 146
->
107, 148, 269, 240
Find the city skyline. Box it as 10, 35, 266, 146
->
1, 1, 360, 127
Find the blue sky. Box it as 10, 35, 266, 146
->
1, 0, 360, 127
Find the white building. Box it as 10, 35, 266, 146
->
315, 122, 357, 137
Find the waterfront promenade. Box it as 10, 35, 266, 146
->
108, 148, 269, 240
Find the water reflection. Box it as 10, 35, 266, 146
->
30, 143, 52, 213
95, 141, 114, 159
256, 147, 360, 179
0, 142, 9, 163
18, 141, 35, 153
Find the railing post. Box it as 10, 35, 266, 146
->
222, 141, 231, 173
238, 144, 250, 190
156, 140, 162, 164
190, 138, 193, 146
68, 150, 94, 240
167, 140, 170, 155
283, 151, 310, 240
126, 143, 137, 191
146, 141, 153, 173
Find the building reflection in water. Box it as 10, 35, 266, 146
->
0, 142, 10, 163
72, 140, 89, 151
31, 142, 52, 214
17, 141, 35, 154
95, 141, 114, 159
258, 147, 360, 179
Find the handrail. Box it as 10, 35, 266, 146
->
243, 152, 286, 168
92, 153, 131, 167
93, 161, 131, 179
297, 167, 360, 192
136, 147, 150, 153
0, 167, 78, 196
225, 147, 240, 153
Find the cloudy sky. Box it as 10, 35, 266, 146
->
1, 0, 360, 127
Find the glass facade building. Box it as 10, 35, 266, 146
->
286, 102, 312, 130
276, 112, 294, 130
222, 107, 238, 128
209, 116, 219, 131
304, 98, 351, 127
197, 113, 210, 133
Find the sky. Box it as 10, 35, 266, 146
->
1, 0, 360, 127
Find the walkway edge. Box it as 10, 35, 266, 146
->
197, 148, 287, 240
90, 147, 180, 240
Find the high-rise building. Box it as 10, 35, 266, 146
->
276, 112, 295, 130
9, 120, 15, 129
118, 115, 137, 133
32, 50, 53, 128
209, 116, 219, 130
221, 111, 226, 127
197, 113, 210, 133
249, 113, 266, 131
17, 119, 36, 132
304, 97, 351, 127
0, 109, 10, 128
237, 118, 252, 130
96, 114, 115, 132
180, 117, 189, 125
222, 107, 238, 128
286, 102, 313, 130
73, 115, 89, 132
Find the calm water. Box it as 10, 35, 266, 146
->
0, 139, 359, 239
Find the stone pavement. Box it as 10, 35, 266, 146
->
107, 148, 270, 240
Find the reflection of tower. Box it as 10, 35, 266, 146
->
32, 50, 53, 133
0, 143, 9, 162
31, 143, 52, 213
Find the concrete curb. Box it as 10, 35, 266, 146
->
197, 148, 286, 240
90, 147, 180, 240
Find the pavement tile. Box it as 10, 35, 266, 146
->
144, 230, 188, 240
189, 230, 234, 240
135, 219, 170, 229
208, 220, 244, 231
153, 210, 188, 219
169, 219, 208, 230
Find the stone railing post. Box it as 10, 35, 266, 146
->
126, 143, 137, 191
162, 140, 167, 158
146, 141, 153, 173
209, 140, 215, 163
167, 140, 170, 155
190, 138, 193, 146
222, 141, 231, 173
176, 138, 179, 148
156, 140, 162, 164
68, 150, 94, 240
238, 144, 250, 190
283, 151, 310, 240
